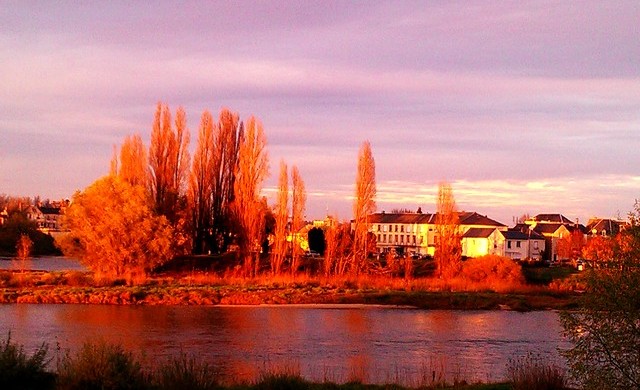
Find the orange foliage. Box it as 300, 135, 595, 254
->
457, 255, 524, 291
271, 160, 288, 275
582, 235, 615, 263
352, 141, 376, 274
290, 165, 306, 274
435, 182, 462, 279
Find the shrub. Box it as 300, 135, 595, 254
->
459, 255, 524, 291
0, 333, 54, 390
506, 353, 567, 390
56, 340, 148, 390
155, 352, 220, 390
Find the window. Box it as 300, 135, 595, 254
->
407, 225, 412, 233
377, 224, 381, 232
507, 241, 512, 249
395, 234, 398, 243
388, 225, 392, 232
516, 241, 521, 248
401, 235, 404, 243
400, 225, 404, 233
533, 241, 539, 250
383, 234, 387, 243
395, 225, 398, 232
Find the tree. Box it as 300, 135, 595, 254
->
435, 181, 461, 279
210, 109, 243, 253
63, 175, 173, 282
115, 134, 147, 188
582, 235, 615, 265
148, 103, 190, 225
271, 160, 288, 275
290, 165, 306, 274
187, 111, 215, 254
352, 141, 376, 274
231, 116, 269, 276
557, 229, 585, 262
560, 202, 640, 389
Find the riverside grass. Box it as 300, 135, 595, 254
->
0, 334, 566, 390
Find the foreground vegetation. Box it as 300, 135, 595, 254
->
0, 335, 568, 390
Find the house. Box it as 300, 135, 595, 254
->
500, 229, 545, 262
25, 200, 69, 233
461, 228, 503, 258
586, 218, 627, 237
0, 208, 8, 225
517, 213, 586, 262
367, 211, 507, 257
461, 227, 546, 261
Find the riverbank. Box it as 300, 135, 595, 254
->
0, 270, 580, 310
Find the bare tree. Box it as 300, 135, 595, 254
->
232, 116, 269, 276
435, 181, 461, 279
210, 109, 243, 253
352, 141, 376, 274
271, 160, 288, 275
188, 111, 215, 254
290, 165, 306, 274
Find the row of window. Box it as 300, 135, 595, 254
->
506, 241, 539, 250
376, 234, 422, 245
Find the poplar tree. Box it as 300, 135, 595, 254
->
232, 116, 269, 276
188, 111, 215, 254
272, 160, 288, 275
291, 165, 306, 274
210, 109, 243, 253
352, 141, 376, 274
435, 181, 462, 279
117, 134, 147, 188
148, 103, 190, 225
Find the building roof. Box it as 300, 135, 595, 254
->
462, 227, 497, 238
532, 223, 565, 235
368, 211, 506, 227
533, 214, 574, 224
501, 230, 545, 240
38, 206, 61, 215
586, 218, 626, 236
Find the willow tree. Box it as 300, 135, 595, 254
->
271, 160, 288, 275
232, 116, 269, 276
188, 111, 215, 254
63, 175, 173, 283
210, 109, 243, 253
352, 141, 376, 274
148, 103, 190, 225
290, 165, 306, 273
435, 181, 461, 279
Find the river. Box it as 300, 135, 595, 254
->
0, 256, 86, 272
0, 305, 568, 385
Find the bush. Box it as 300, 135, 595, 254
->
156, 352, 220, 390
459, 255, 524, 290
56, 341, 148, 390
506, 353, 567, 390
0, 333, 54, 390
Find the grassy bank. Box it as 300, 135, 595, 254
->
0, 269, 580, 310
1, 335, 568, 390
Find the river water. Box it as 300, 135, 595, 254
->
0, 305, 568, 385
0, 256, 86, 271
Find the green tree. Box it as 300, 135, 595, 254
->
63, 175, 173, 282
560, 202, 640, 389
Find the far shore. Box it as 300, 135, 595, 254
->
0, 269, 580, 311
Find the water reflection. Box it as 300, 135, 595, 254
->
0, 305, 568, 384
0, 256, 86, 271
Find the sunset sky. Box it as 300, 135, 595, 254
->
1, 1, 639, 225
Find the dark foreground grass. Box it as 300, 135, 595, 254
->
0, 334, 570, 390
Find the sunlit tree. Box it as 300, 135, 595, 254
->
232, 116, 269, 276
210, 109, 243, 253
557, 229, 585, 262
582, 235, 615, 265
561, 202, 640, 389
188, 111, 215, 254
63, 175, 173, 282
352, 141, 376, 274
435, 181, 461, 279
290, 165, 306, 274
148, 103, 190, 224
271, 160, 289, 275
116, 134, 148, 188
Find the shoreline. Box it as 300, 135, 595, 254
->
0, 284, 580, 311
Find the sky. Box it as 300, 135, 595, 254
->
1, 1, 639, 225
